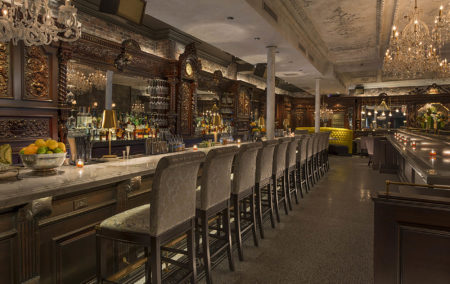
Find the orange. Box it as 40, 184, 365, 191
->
46, 140, 58, 150
24, 145, 38, 155
57, 142, 66, 152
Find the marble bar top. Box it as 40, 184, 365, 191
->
388, 130, 450, 185
0, 143, 242, 210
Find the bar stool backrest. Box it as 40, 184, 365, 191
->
286, 137, 299, 169
300, 136, 309, 163
199, 146, 239, 211
319, 133, 325, 151
273, 138, 291, 176
324, 132, 330, 150
256, 140, 278, 184
232, 142, 262, 194
150, 151, 206, 236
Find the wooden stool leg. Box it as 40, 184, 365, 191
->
281, 175, 289, 215
285, 170, 293, 211
96, 232, 102, 284
144, 247, 149, 283
267, 183, 276, 228
233, 195, 244, 261
201, 211, 212, 284
188, 220, 197, 284
150, 237, 161, 284
255, 184, 265, 239
292, 171, 299, 204
272, 176, 281, 223
297, 165, 304, 199
250, 189, 259, 247
223, 206, 235, 271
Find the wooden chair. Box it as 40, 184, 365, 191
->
95, 151, 205, 284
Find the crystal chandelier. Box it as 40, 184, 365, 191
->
383, 0, 447, 79
0, 0, 81, 46
88, 70, 106, 90
67, 66, 91, 94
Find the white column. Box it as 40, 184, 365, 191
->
314, 78, 320, 133
266, 46, 276, 139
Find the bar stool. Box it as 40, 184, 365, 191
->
255, 140, 278, 239
285, 137, 300, 210
196, 146, 239, 284
317, 133, 325, 177
298, 135, 310, 193
96, 151, 205, 284
272, 138, 291, 222
324, 132, 330, 171
312, 134, 321, 182
306, 134, 315, 189
231, 142, 262, 261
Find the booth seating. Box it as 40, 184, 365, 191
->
272, 138, 291, 222
95, 152, 205, 284
285, 137, 300, 210
295, 127, 353, 154
231, 142, 263, 261
196, 147, 239, 284
255, 140, 278, 238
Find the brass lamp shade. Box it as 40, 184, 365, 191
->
102, 110, 117, 129
212, 113, 222, 126
258, 116, 265, 127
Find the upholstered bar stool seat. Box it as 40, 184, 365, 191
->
195, 146, 239, 284
100, 204, 150, 234
96, 151, 206, 284
272, 138, 291, 222
231, 142, 262, 261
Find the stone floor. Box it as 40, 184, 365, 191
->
201, 155, 399, 284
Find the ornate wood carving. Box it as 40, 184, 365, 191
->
70, 34, 165, 78
0, 118, 51, 141
0, 43, 11, 98
24, 46, 50, 101
238, 88, 251, 116
409, 83, 450, 96
179, 81, 193, 135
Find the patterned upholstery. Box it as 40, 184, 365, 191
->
295, 127, 353, 153
273, 138, 291, 176
100, 151, 205, 237
100, 204, 150, 234
232, 143, 262, 194
255, 140, 277, 184
286, 137, 299, 168
198, 146, 239, 210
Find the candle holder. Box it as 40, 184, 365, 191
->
193, 144, 198, 151
76, 159, 84, 168
411, 141, 416, 147
429, 149, 437, 156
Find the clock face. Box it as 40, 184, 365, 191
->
185, 62, 193, 76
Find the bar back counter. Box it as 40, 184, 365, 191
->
373, 129, 450, 284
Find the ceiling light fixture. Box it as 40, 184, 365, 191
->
254, 37, 260, 40
226, 16, 234, 20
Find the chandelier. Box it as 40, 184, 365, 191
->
67, 66, 91, 94
0, 0, 81, 46
88, 70, 106, 90
383, 0, 448, 79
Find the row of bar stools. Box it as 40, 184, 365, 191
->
296, 135, 310, 194
196, 146, 239, 284
96, 151, 206, 284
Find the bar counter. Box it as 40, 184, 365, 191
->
0, 143, 240, 284
387, 129, 450, 185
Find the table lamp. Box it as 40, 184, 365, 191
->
102, 109, 117, 158
211, 104, 222, 143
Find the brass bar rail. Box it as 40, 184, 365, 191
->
385, 180, 450, 196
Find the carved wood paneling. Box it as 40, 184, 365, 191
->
179, 81, 193, 135
0, 43, 11, 98
24, 46, 50, 101
0, 118, 51, 141
238, 88, 250, 116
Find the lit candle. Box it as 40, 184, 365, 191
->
411, 141, 416, 147
237, 139, 241, 145
429, 149, 437, 156
76, 159, 84, 168
193, 144, 198, 151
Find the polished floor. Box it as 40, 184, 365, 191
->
202, 155, 399, 284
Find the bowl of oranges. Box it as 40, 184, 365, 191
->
19, 139, 67, 172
